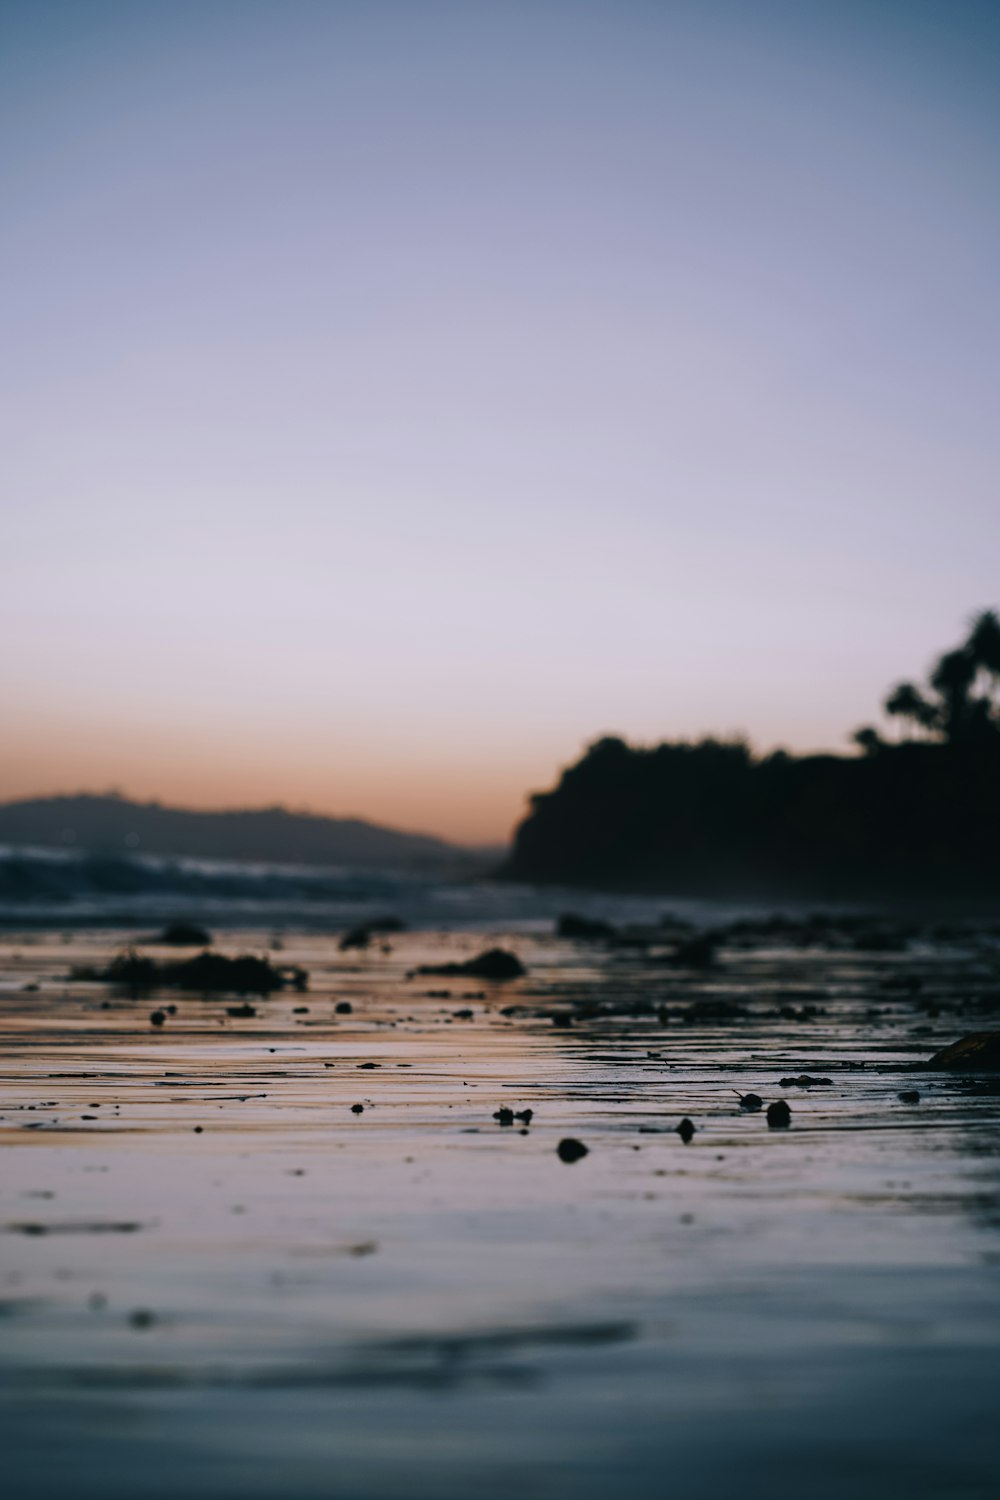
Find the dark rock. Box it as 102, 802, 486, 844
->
366, 915, 407, 933
925, 1032, 1000, 1070
339, 926, 372, 951
417, 948, 526, 981
155, 921, 212, 947
671, 933, 718, 968
515, 1109, 533, 1125
676, 1117, 696, 1143
556, 913, 616, 940
687, 998, 744, 1021
149, 1010, 166, 1028
493, 1108, 515, 1126
779, 1075, 832, 1087
737, 1092, 763, 1111
350, 1104, 364, 1115
335, 1001, 353, 1015
226, 1003, 256, 1018
767, 1100, 792, 1128
557, 1138, 589, 1163
898, 1089, 921, 1103
90, 950, 300, 998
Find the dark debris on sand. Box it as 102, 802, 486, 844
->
152, 920, 213, 947
74, 949, 308, 998
924, 1032, 1000, 1070
415, 948, 526, 981
556, 1138, 589, 1163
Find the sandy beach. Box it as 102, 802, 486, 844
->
2, 923, 999, 1499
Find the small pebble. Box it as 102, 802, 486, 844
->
335, 1002, 353, 1015
149, 1011, 165, 1028
676, 1117, 696, 1143
738, 1093, 763, 1111
898, 1089, 921, 1104
557, 1138, 588, 1163
350, 1104, 364, 1115
767, 1100, 792, 1128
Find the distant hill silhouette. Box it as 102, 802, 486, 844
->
0, 794, 472, 870
505, 611, 1000, 899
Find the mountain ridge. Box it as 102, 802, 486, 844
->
0, 794, 484, 869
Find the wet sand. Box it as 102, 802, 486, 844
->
2, 927, 1000, 1499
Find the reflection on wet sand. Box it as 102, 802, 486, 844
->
2, 926, 1000, 1499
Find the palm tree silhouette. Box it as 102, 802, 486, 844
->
929, 648, 978, 741
968, 609, 1000, 714
883, 681, 940, 739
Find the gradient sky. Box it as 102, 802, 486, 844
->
2, 1, 999, 843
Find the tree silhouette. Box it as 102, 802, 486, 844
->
851, 726, 883, 755
877, 613, 1000, 748
883, 681, 940, 738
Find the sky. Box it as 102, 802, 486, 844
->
2, 0, 999, 845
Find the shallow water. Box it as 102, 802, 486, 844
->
2, 929, 999, 1499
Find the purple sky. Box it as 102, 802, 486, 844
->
3, 1, 999, 842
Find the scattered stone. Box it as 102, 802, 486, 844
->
149, 1010, 166, 1028
737, 1092, 763, 1111
779, 1075, 832, 1087
557, 1138, 589, 1163
767, 1100, 792, 1128
676, 1117, 696, 1143
350, 1104, 364, 1115
493, 1108, 515, 1126
226, 1003, 257, 1018
515, 1109, 533, 1125
898, 1089, 921, 1104
335, 1002, 353, 1015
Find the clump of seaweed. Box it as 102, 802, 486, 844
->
73, 949, 308, 998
